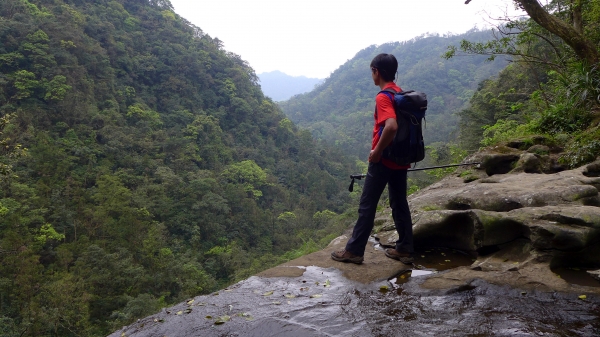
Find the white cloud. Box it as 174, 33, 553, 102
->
170, 0, 523, 78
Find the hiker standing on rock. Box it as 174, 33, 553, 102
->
331, 53, 414, 265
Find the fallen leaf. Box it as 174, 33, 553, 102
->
263, 291, 274, 296
214, 320, 225, 325
380, 285, 389, 291
206, 315, 212, 319
284, 293, 296, 298
187, 299, 194, 305
421, 255, 425, 258
445, 260, 451, 262
272, 301, 281, 305
184, 308, 192, 314
325, 279, 331, 287
579, 295, 587, 300
176, 311, 183, 315
310, 294, 323, 298
220, 315, 231, 321
315, 282, 320, 285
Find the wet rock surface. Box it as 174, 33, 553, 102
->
110, 156, 600, 336
109, 266, 600, 337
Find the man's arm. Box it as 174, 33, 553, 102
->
369, 118, 398, 163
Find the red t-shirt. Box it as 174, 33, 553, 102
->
372, 83, 410, 170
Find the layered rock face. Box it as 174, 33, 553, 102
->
376, 151, 600, 286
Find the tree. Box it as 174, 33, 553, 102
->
464, 0, 599, 65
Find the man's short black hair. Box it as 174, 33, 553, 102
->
370, 53, 398, 82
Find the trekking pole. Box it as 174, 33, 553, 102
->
348, 162, 480, 192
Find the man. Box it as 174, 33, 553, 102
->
331, 53, 414, 264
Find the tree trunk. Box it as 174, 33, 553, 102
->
571, 0, 583, 34
515, 0, 598, 65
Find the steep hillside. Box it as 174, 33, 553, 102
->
258, 70, 322, 101
279, 30, 509, 160
0, 0, 358, 335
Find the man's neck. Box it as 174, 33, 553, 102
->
379, 81, 394, 90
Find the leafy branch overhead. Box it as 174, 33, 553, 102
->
461, 0, 599, 66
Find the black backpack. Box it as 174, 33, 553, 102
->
378, 88, 427, 166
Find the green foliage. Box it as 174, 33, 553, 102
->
449, 1, 600, 165
481, 119, 535, 147
560, 127, 600, 167
425, 143, 468, 179
0, 0, 359, 335
221, 160, 268, 198
456, 62, 542, 151
532, 64, 598, 134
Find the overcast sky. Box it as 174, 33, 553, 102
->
169, 0, 523, 79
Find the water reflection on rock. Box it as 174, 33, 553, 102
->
110, 266, 600, 337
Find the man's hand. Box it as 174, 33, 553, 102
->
369, 149, 382, 163
370, 118, 397, 163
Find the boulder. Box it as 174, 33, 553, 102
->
401, 164, 600, 270
512, 152, 542, 173
527, 144, 550, 156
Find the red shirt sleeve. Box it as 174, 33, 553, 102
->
375, 93, 396, 126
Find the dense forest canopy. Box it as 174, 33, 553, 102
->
0, 0, 360, 335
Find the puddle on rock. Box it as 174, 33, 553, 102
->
387, 248, 473, 287
552, 267, 600, 288
414, 247, 474, 271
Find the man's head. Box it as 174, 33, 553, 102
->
370, 53, 398, 83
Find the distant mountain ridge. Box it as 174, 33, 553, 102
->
258, 71, 323, 101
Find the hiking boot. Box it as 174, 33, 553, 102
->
384, 248, 414, 264
331, 250, 364, 264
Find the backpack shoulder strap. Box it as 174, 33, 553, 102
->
377, 88, 397, 106
380, 88, 399, 95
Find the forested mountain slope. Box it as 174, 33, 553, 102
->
0, 0, 359, 335
279, 30, 509, 160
